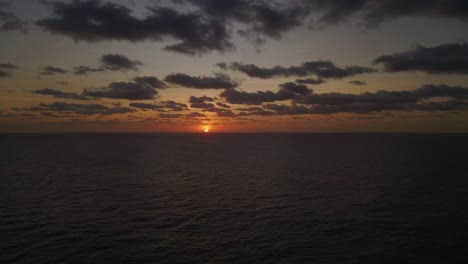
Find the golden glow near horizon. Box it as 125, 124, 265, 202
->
204, 126, 210, 133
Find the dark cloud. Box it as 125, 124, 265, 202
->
220, 84, 468, 116
100, 54, 142, 71
186, 112, 206, 118
34, 0, 468, 56
189, 95, 215, 103
0, 2, 27, 33
300, 84, 468, 106
133, 76, 167, 89
201, 107, 236, 117
349, 80, 367, 86
299, 0, 468, 28
220, 82, 313, 105
40, 66, 67, 75
0, 70, 11, 78
221, 61, 376, 79
186, 0, 311, 45
36, 0, 233, 55
190, 102, 215, 109
160, 113, 184, 118
165, 73, 238, 89
0, 63, 19, 78
83, 82, 158, 100
14, 102, 134, 116
33, 88, 90, 100
188, 95, 216, 108
73, 65, 105, 75
73, 54, 143, 75
0, 62, 19, 70
279, 82, 313, 96
130, 101, 188, 112
216, 102, 230, 108
296, 78, 324, 85
373, 43, 468, 74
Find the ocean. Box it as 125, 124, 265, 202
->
1, 134, 468, 263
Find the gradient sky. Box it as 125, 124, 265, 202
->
2, 0, 468, 133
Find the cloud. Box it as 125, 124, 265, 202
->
100, 54, 142, 71
73, 66, 105, 75
0, 70, 11, 78
296, 78, 324, 85
349, 80, 366, 86
129, 101, 188, 112
36, 0, 233, 55
216, 102, 230, 108
220, 82, 313, 105
220, 61, 376, 79
0, 62, 19, 78
34, 0, 468, 56
39, 66, 67, 75
83, 82, 158, 100
160, 113, 184, 118
189, 95, 215, 103
165, 73, 238, 89
298, 0, 468, 28
186, 112, 206, 118
0, 2, 27, 33
133, 76, 167, 89
0, 62, 19, 70
14, 102, 135, 116
32, 88, 90, 100
219, 84, 468, 116
279, 82, 313, 96
73, 54, 143, 75
186, 0, 311, 45
373, 43, 468, 74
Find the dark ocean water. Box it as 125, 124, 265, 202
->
1, 134, 468, 264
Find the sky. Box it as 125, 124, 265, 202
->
1, 0, 468, 133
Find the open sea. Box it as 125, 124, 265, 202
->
1, 133, 468, 264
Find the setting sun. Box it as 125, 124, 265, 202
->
204, 126, 210, 133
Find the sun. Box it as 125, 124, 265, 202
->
203, 126, 210, 133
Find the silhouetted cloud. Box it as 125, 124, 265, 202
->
133, 76, 167, 89
219, 84, 468, 116
296, 78, 324, 85
129, 101, 188, 112
374, 43, 468, 74
0, 2, 27, 33
165, 73, 238, 89
298, 0, 468, 28
0, 70, 12, 78
220, 61, 376, 79
14, 102, 134, 116
0, 62, 19, 70
73, 54, 143, 75
73, 66, 104, 75
279, 82, 313, 96
185, 0, 311, 45
189, 95, 215, 103
186, 112, 206, 118
220, 82, 313, 105
160, 113, 184, 118
40, 66, 67, 75
100, 54, 142, 71
201, 107, 236, 117
33, 88, 90, 100
216, 102, 230, 108
36, 0, 233, 55
34, 0, 468, 57
349, 80, 366, 86
83, 82, 158, 100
